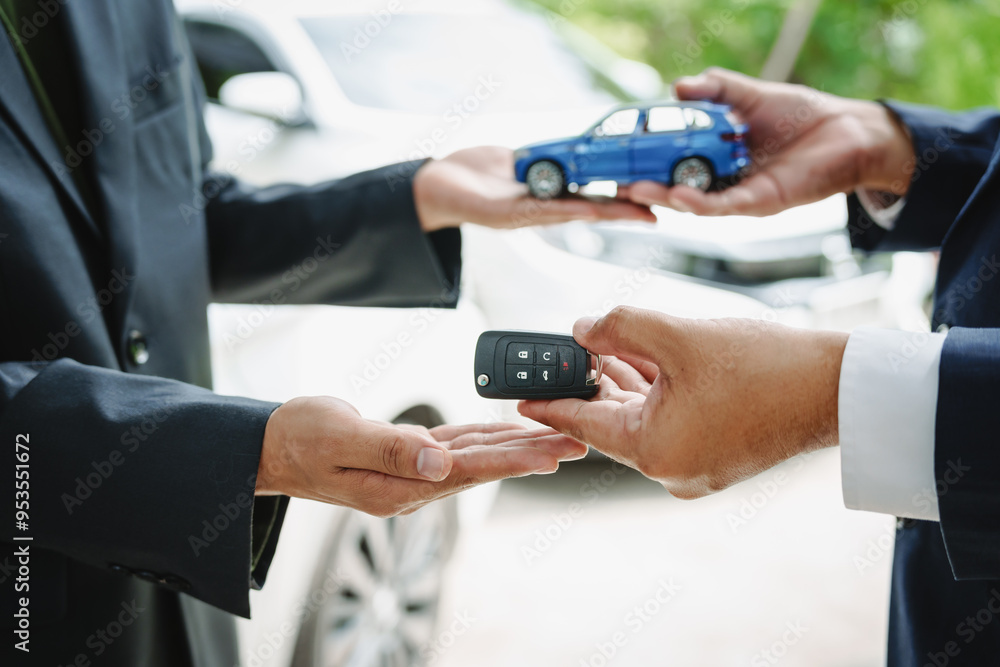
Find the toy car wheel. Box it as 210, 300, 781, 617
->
525, 160, 566, 199
672, 157, 713, 191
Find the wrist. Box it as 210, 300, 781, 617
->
852, 100, 915, 197
257, 403, 289, 495
792, 329, 849, 451
412, 159, 450, 233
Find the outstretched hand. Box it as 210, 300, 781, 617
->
413, 146, 657, 230
518, 306, 847, 499
258, 396, 588, 517
618, 68, 915, 217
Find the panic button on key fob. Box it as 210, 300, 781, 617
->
474, 330, 601, 399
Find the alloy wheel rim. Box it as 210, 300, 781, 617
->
316, 507, 447, 667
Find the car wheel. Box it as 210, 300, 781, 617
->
291, 408, 460, 667
671, 157, 713, 191
525, 160, 566, 199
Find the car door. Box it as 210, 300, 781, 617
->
631, 105, 689, 180
574, 108, 640, 182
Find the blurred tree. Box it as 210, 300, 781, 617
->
526, 0, 1000, 110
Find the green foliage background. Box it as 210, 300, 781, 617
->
528, 0, 1000, 110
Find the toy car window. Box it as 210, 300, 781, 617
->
597, 109, 640, 136
683, 108, 714, 129
646, 107, 686, 133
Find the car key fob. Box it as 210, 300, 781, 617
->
474, 330, 601, 399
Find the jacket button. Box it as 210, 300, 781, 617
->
108, 563, 128, 575
134, 570, 165, 585
127, 330, 149, 365
162, 575, 191, 592
935, 323, 950, 334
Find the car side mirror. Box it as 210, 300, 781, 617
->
218, 72, 308, 126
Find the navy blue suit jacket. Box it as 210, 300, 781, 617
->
848, 102, 1000, 666
0, 1, 460, 665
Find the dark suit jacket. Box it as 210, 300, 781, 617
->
848, 102, 1000, 666
0, 1, 460, 665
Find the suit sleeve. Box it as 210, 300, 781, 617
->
847, 102, 1000, 252
0, 358, 285, 618
204, 163, 462, 308
934, 327, 1000, 580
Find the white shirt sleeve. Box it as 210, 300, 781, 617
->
838, 327, 946, 521
856, 188, 906, 230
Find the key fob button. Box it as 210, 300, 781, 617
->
536, 345, 557, 365
534, 366, 556, 387
506, 365, 533, 387
506, 343, 534, 364
557, 346, 575, 387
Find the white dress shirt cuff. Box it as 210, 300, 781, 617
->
839, 327, 946, 521
856, 188, 907, 230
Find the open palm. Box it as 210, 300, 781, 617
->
414, 146, 657, 230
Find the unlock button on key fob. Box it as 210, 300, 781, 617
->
506, 365, 533, 387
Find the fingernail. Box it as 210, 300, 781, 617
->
574, 316, 599, 336
417, 447, 447, 481
532, 464, 558, 475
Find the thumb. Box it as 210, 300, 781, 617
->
675, 67, 762, 111
573, 306, 671, 365
353, 424, 454, 482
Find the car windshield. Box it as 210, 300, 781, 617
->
299, 12, 629, 113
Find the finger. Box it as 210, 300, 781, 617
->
486, 433, 589, 461
539, 436, 589, 461
443, 426, 563, 450
573, 306, 673, 365
601, 355, 652, 394
449, 443, 561, 478
514, 196, 657, 225
441, 428, 587, 460
616, 354, 660, 384
338, 443, 563, 516
625, 175, 782, 217
427, 421, 526, 442
674, 67, 765, 116
346, 423, 454, 482
518, 398, 634, 454
389, 445, 565, 501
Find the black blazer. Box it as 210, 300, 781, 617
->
849, 101, 1000, 666
0, 1, 460, 665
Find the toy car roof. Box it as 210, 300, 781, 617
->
605, 99, 730, 114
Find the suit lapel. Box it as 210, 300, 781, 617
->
0, 36, 101, 239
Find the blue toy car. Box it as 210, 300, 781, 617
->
514, 101, 749, 199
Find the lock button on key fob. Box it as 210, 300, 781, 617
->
475, 330, 600, 399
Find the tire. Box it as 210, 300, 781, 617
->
291, 407, 460, 667
525, 159, 566, 199
671, 156, 713, 191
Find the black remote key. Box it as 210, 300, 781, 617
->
474, 330, 601, 399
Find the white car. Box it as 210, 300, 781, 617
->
177, 1, 934, 666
